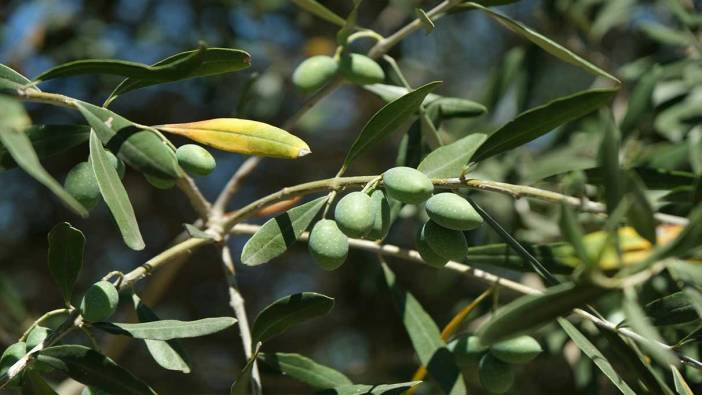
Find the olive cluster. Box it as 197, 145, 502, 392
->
64, 144, 216, 209
292, 52, 385, 92
308, 166, 483, 270
451, 335, 543, 394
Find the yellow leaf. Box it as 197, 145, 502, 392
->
156, 118, 311, 159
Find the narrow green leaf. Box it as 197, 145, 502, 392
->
642, 206, 702, 267
336, 0, 362, 45
251, 292, 334, 345
94, 317, 237, 340
622, 290, 678, 366
415, 8, 434, 33
319, 381, 422, 395
36, 345, 155, 395
418, 133, 487, 178
0, 64, 31, 90
624, 171, 656, 243
477, 282, 607, 345
558, 318, 636, 395
47, 222, 85, 304
107, 48, 251, 103
132, 293, 191, 373
22, 370, 59, 395
89, 130, 144, 251
644, 292, 699, 326
671, 365, 694, 395
381, 263, 466, 395
0, 98, 87, 217
0, 125, 90, 171
584, 166, 695, 190
241, 196, 327, 266
599, 112, 623, 216
230, 344, 261, 395
258, 352, 352, 389
473, 89, 616, 162
292, 0, 346, 27
364, 84, 441, 105
468, 2, 619, 82
343, 81, 441, 167
75, 101, 180, 179
620, 65, 660, 136
559, 204, 592, 268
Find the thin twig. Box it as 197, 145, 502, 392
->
212, 157, 262, 216
220, 242, 261, 395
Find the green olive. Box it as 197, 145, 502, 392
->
145, 174, 177, 190
292, 55, 338, 92
366, 190, 391, 240
479, 353, 515, 394
64, 162, 100, 210
433, 97, 487, 119
383, 167, 433, 204
416, 226, 448, 267
308, 219, 349, 270
425, 193, 483, 231
334, 192, 374, 238
422, 220, 468, 262
80, 280, 119, 322
338, 53, 385, 85
450, 335, 489, 368
490, 335, 542, 364
0, 342, 26, 376
176, 144, 216, 176
106, 151, 126, 179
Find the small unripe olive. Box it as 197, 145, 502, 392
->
292, 55, 338, 92
415, 226, 448, 268
339, 53, 385, 85
0, 342, 26, 376
308, 219, 349, 271
145, 174, 177, 190
383, 167, 433, 204
425, 193, 483, 231
65, 162, 100, 210
479, 353, 515, 394
334, 192, 374, 238
366, 190, 391, 240
105, 151, 126, 179
490, 335, 542, 364
450, 335, 488, 368
433, 97, 487, 119
80, 281, 119, 322
176, 144, 216, 176
25, 326, 51, 349
423, 220, 468, 262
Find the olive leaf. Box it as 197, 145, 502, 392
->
468, 2, 620, 83
241, 196, 327, 266
472, 88, 617, 162
93, 317, 237, 340
319, 381, 422, 395
418, 133, 487, 178
251, 292, 334, 345
0, 97, 88, 217
624, 171, 656, 243
47, 222, 85, 304
620, 65, 660, 136
22, 370, 59, 395
415, 8, 434, 33
584, 166, 695, 190
229, 344, 261, 395
381, 263, 466, 395
672, 365, 695, 395
342, 81, 441, 168
107, 48, 252, 104
0, 125, 90, 171
644, 292, 699, 326
75, 101, 180, 179
156, 118, 311, 159
558, 319, 637, 395
292, 0, 346, 27
36, 345, 156, 395
89, 130, 145, 251
599, 111, 623, 216
258, 352, 352, 389
476, 282, 607, 345
559, 203, 592, 268
622, 290, 678, 366
0, 63, 31, 90
132, 293, 191, 373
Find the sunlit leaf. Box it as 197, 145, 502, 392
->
156, 118, 310, 159
418, 133, 487, 178
251, 292, 334, 345
672, 365, 694, 395
381, 263, 466, 395
0, 64, 31, 90
36, 345, 155, 395
258, 352, 352, 389
343, 81, 441, 168
94, 317, 237, 340
89, 130, 145, 251
47, 222, 85, 304
241, 196, 327, 266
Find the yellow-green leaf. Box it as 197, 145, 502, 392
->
156, 118, 311, 159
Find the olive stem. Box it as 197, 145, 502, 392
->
18, 308, 70, 341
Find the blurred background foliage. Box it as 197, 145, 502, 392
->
1, 0, 701, 393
